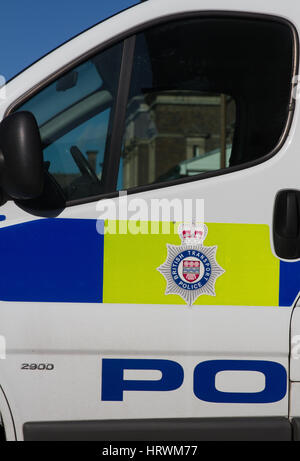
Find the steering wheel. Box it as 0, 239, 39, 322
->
70, 145, 99, 183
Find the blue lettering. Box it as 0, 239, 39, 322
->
101, 358, 287, 404
193, 360, 287, 404
101, 359, 184, 401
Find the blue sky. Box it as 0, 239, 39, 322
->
0, 0, 141, 81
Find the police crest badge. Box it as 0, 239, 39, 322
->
157, 223, 225, 306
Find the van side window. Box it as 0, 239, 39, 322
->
13, 16, 294, 205
117, 17, 294, 190
17, 42, 123, 202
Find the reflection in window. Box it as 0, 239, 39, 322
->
118, 16, 293, 191
43, 109, 110, 193
120, 91, 235, 189
17, 42, 123, 201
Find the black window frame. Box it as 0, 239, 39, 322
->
6, 11, 298, 210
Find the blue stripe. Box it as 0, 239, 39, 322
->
0, 218, 104, 303
279, 260, 300, 306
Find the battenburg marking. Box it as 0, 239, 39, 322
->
157, 223, 225, 306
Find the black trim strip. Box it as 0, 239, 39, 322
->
101, 36, 136, 193
23, 417, 293, 441
292, 418, 300, 441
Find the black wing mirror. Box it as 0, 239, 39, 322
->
0, 111, 44, 200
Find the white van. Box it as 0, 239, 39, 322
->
0, 0, 299, 441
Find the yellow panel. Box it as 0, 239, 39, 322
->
103, 222, 279, 306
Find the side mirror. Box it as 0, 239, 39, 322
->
0, 111, 44, 200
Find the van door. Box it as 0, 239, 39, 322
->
0, 4, 298, 440
96, 13, 297, 436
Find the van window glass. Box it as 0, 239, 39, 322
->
17, 42, 123, 201
117, 17, 294, 190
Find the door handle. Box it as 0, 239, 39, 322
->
273, 189, 300, 259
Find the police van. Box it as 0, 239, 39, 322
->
0, 0, 300, 441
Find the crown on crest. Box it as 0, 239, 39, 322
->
178, 222, 207, 246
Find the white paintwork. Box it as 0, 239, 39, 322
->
0, 303, 292, 440
0, 0, 299, 439
290, 306, 300, 382
290, 383, 300, 418
0, 385, 15, 440
215, 371, 266, 394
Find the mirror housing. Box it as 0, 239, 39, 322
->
0, 111, 44, 200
